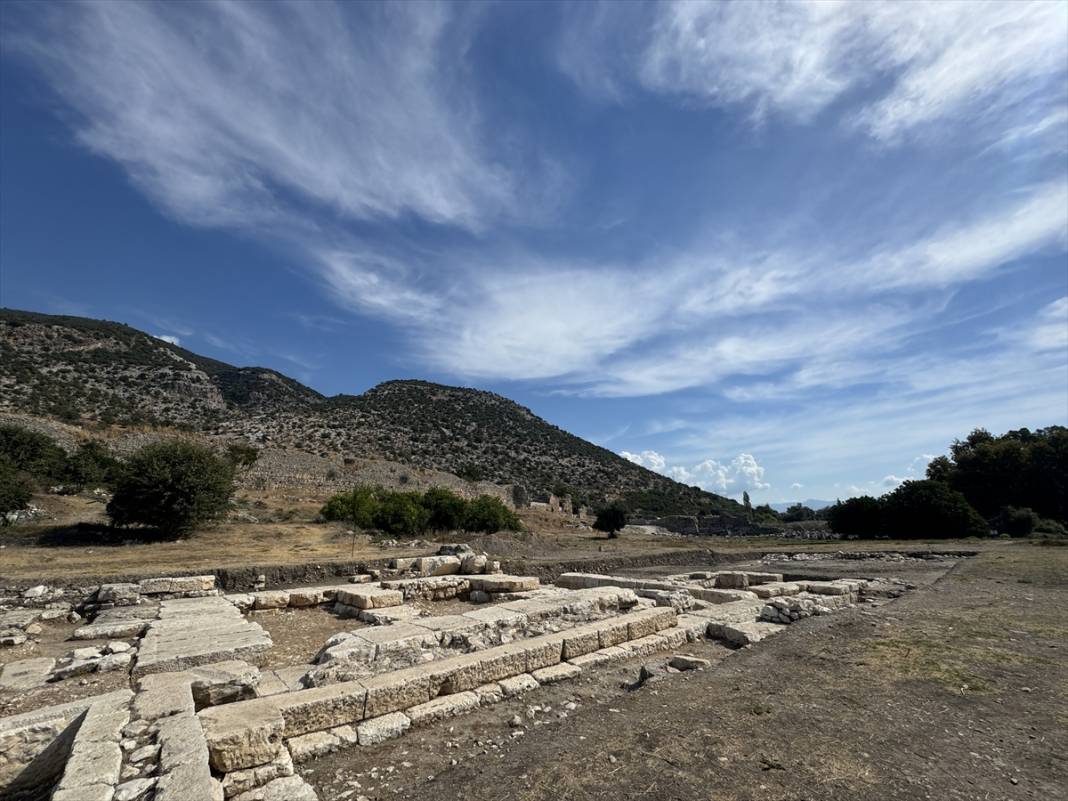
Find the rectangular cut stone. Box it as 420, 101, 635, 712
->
750, 582, 801, 599
139, 575, 216, 594
498, 673, 539, 696
597, 618, 630, 649
357, 712, 410, 746
252, 591, 290, 609
532, 663, 581, 685
624, 634, 671, 658
519, 637, 563, 672
135, 599, 272, 675
352, 622, 439, 652
413, 555, 462, 576
625, 607, 677, 640
675, 614, 712, 641
656, 626, 689, 649
706, 620, 783, 647
287, 730, 340, 763
134, 671, 195, 720
221, 749, 294, 799
199, 700, 285, 772
461, 606, 528, 627
0, 656, 55, 690
466, 575, 539, 593
274, 682, 369, 736
568, 646, 629, 668
559, 623, 603, 660
474, 682, 504, 705
360, 668, 431, 718
73, 619, 150, 640
335, 587, 403, 609
288, 589, 326, 607
406, 691, 480, 727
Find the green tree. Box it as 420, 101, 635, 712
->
782, 503, 816, 522
373, 491, 430, 537
107, 441, 235, 533
0, 460, 34, 525
881, 480, 988, 539
0, 425, 67, 482
423, 487, 468, 532
320, 486, 379, 529
63, 440, 120, 488
827, 496, 884, 537
593, 504, 628, 538
225, 442, 260, 472
463, 495, 521, 533
742, 491, 752, 521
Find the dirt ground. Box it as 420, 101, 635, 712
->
301, 544, 1068, 801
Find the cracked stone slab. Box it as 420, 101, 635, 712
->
0, 656, 55, 690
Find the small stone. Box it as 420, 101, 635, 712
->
24, 623, 43, 635
669, 655, 710, 671
510, 715, 523, 728
114, 778, 156, 801
107, 641, 133, 654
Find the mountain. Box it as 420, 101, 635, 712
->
769, 499, 834, 512
0, 308, 743, 515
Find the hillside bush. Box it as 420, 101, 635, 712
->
321, 485, 380, 528
373, 491, 430, 537
463, 495, 521, 533
107, 441, 235, 533
0, 424, 67, 483
991, 506, 1038, 537
63, 440, 121, 489
319, 486, 520, 536
0, 460, 34, 524
423, 487, 468, 531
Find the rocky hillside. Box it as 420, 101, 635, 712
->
0, 309, 742, 515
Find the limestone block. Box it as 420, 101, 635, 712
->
625, 607, 677, 640
466, 575, 539, 593
406, 691, 480, 727
623, 634, 670, 658
353, 622, 439, 654
360, 667, 431, 718
596, 618, 630, 649
655, 626, 689, 649
221, 749, 294, 799
134, 672, 195, 720
558, 624, 602, 660
58, 739, 123, 791
414, 555, 461, 576
461, 605, 529, 628
474, 682, 504, 705
568, 646, 629, 668
357, 712, 411, 746
190, 661, 261, 707
50, 657, 98, 681
669, 654, 710, 670
274, 681, 369, 736
52, 785, 114, 801
331, 724, 359, 746
115, 777, 156, 801
199, 701, 285, 772
226, 594, 255, 612
498, 673, 539, 697
251, 591, 290, 610
316, 637, 376, 666
139, 575, 216, 594
706, 620, 783, 647
713, 572, 750, 590
675, 614, 712, 642
97, 652, 134, 672
0, 656, 55, 690
232, 775, 319, 801
99, 582, 141, 605
73, 620, 150, 640
334, 587, 403, 609
750, 582, 801, 599
519, 637, 563, 672
532, 663, 581, 685
287, 730, 340, 763
287, 589, 325, 608
460, 553, 488, 574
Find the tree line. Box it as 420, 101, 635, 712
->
826, 427, 1067, 539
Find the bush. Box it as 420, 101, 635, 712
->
881, 480, 988, 539
63, 440, 121, 489
423, 487, 468, 532
373, 491, 429, 537
992, 506, 1037, 537
463, 495, 521, 533
0, 425, 67, 483
782, 503, 817, 522
0, 460, 34, 524
107, 441, 235, 533
593, 505, 628, 537
827, 496, 884, 537
320, 486, 380, 528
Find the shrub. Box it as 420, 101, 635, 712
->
373, 491, 429, 537
992, 506, 1037, 537
0, 460, 34, 524
0, 425, 67, 483
63, 440, 120, 489
593, 505, 628, 538
320, 486, 380, 528
225, 442, 259, 471
827, 496, 884, 537
423, 487, 467, 532
881, 480, 988, 539
107, 441, 235, 533
782, 503, 817, 522
463, 495, 521, 533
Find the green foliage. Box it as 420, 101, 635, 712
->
457, 462, 487, 482
593, 505, 628, 537
991, 506, 1037, 537
929, 427, 1068, 523
373, 491, 430, 537
0, 424, 67, 483
881, 480, 988, 539
319, 486, 520, 536
107, 441, 235, 532
63, 440, 121, 488
463, 495, 521, 533
225, 442, 259, 471
0, 460, 34, 524
827, 496, 884, 537
782, 503, 817, 522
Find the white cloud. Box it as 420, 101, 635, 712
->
154, 334, 181, 346
634, 452, 771, 495
5, 1, 515, 232
614, 1, 1068, 144
790, 482, 803, 490
620, 449, 668, 472
881, 474, 905, 488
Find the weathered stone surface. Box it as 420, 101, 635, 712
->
669, 654, 710, 670
460, 553, 488, 574
115, 777, 156, 801
50, 657, 98, 681
498, 673, 539, 697
706, 620, 783, 647
361, 667, 431, 718
221, 748, 295, 798
52, 785, 114, 801
97, 652, 134, 672
251, 590, 290, 610
357, 712, 410, 746
568, 645, 629, 668
689, 587, 759, 604
474, 682, 505, 705
139, 575, 216, 595
287, 730, 340, 762
406, 691, 480, 727
274, 681, 368, 736
0, 656, 55, 690
99, 582, 141, 604
461, 605, 529, 628
414, 555, 462, 576
675, 614, 712, 641
334, 587, 403, 609
467, 575, 539, 593
190, 660, 261, 707
232, 775, 319, 801
73, 619, 151, 640
226, 593, 255, 612
713, 572, 750, 590
531, 662, 581, 685
199, 700, 285, 771
287, 589, 325, 607
625, 607, 677, 640
134, 671, 195, 720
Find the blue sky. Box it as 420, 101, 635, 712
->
1, 1, 1066, 505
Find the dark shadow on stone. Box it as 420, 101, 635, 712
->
1, 710, 84, 801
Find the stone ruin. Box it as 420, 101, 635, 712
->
1, 551, 887, 801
